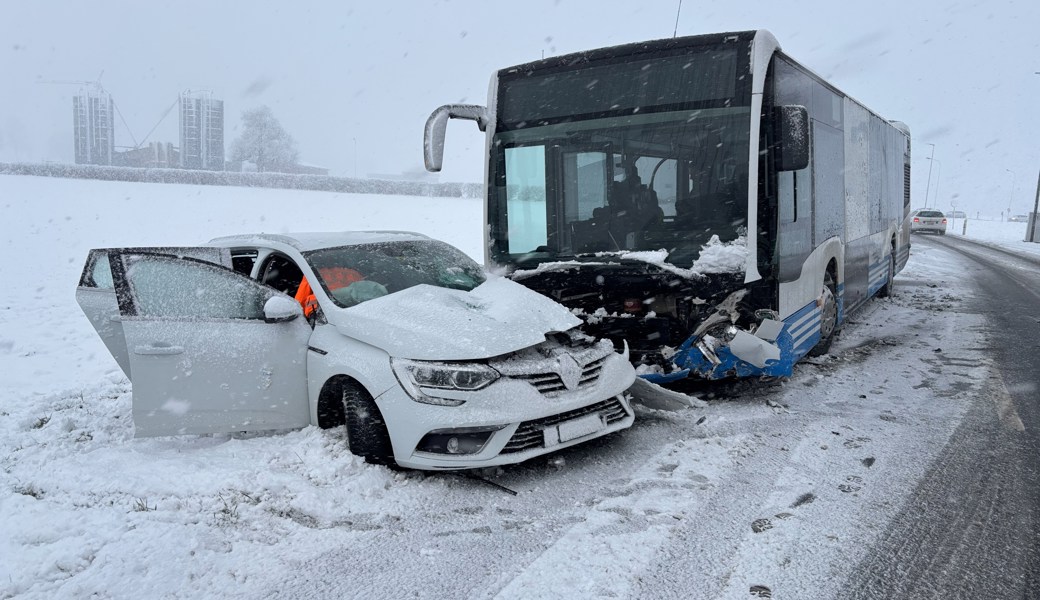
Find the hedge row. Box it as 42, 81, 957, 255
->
0, 163, 483, 199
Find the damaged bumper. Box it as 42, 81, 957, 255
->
672, 321, 793, 380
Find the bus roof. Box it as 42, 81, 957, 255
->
499, 30, 762, 77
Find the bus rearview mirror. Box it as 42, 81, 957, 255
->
424, 104, 489, 172
776, 105, 809, 172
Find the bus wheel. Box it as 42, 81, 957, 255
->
878, 249, 896, 298
809, 273, 838, 357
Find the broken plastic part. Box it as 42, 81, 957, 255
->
753, 319, 784, 343
697, 339, 722, 367
727, 330, 781, 368
627, 377, 707, 411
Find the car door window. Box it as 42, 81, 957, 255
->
259, 253, 304, 295
89, 253, 115, 289
124, 255, 272, 320
231, 250, 259, 276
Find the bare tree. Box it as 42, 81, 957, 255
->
229, 106, 299, 173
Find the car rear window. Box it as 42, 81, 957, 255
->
917, 210, 944, 217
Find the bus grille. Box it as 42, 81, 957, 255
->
500, 397, 629, 454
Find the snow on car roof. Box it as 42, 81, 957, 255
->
209, 230, 432, 251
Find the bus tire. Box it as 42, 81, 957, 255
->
809, 272, 838, 357
878, 248, 896, 298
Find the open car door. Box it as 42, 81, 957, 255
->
108, 250, 311, 437
76, 247, 233, 379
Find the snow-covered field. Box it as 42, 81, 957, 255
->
0, 174, 1023, 598
944, 216, 1040, 257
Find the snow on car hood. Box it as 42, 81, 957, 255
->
334, 277, 581, 360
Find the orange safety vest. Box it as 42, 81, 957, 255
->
294, 268, 365, 318
294, 277, 319, 318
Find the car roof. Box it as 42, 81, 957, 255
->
208, 231, 433, 252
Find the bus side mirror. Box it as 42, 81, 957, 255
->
424, 104, 489, 172
775, 105, 809, 172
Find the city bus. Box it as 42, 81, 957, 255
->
424, 30, 911, 382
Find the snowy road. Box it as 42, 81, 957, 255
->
3, 176, 1037, 599
840, 235, 1040, 600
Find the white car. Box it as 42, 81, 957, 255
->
76, 231, 636, 470
910, 209, 947, 235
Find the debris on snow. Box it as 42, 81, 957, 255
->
627, 377, 706, 411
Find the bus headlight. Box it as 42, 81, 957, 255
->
703, 323, 738, 344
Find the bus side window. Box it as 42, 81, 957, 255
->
504, 145, 549, 254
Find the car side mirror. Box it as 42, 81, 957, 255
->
775, 105, 809, 172
424, 104, 489, 172
263, 295, 302, 323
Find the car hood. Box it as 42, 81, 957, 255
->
333, 277, 581, 360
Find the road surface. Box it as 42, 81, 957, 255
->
843, 234, 1040, 600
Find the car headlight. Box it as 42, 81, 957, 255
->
391, 358, 500, 406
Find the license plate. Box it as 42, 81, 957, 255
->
556, 412, 606, 443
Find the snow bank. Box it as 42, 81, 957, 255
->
946, 218, 1040, 258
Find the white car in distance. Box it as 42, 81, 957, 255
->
75, 231, 636, 470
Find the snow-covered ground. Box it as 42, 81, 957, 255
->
944, 215, 1040, 257
0, 174, 1017, 598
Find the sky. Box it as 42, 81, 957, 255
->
1, 0, 1038, 219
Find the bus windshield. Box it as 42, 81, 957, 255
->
489, 45, 751, 270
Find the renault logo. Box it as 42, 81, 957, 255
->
557, 354, 583, 391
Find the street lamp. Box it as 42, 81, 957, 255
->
926, 156, 941, 209
924, 143, 936, 208
1029, 169, 1040, 243
1006, 168, 1016, 221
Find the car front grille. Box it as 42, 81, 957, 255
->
513, 355, 608, 394
500, 397, 629, 454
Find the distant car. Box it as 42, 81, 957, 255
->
945, 210, 966, 219
910, 209, 947, 235
1009, 214, 1029, 223
76, 231, 636, 470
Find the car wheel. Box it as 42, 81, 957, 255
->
342, 383, 395, 466
809, 272, 838, 357
878, 249, 896, 298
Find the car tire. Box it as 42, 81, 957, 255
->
809, 272, 838, 357
878, 249, 896, 298
342, 383, 395, 466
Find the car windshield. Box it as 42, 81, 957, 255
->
303, 240, 486, 307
